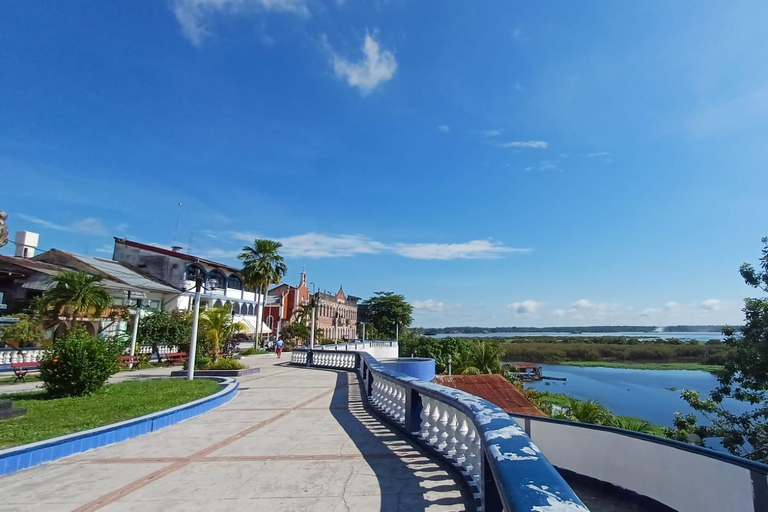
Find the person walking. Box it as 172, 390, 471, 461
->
275, 337, 284, 359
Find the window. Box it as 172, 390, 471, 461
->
185, 264, 206, 281
208, 270, 227, 289
227, 275, 242, 290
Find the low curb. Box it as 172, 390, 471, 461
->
0, 376, 239, 477
169, 367, 260, 378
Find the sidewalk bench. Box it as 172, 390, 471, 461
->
163, 352, 188, 366
10, 361, 40, 383
118, 355, 141, 370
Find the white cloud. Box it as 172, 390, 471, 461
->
228, 232, 529, 260
327, 34, 397, 94
480, 129, 503, 138
18, 214, 107, 236
639, 301, 681, 318
392, 240, 530, 260
507, 300, 543, 317
557, 299, 620, 320
497, 140, 548, 149
701, 299, 721, 311
171, 0, 310, 46
512, 28, 523, 40
412, 299, 447, 312
70, 218, 107, 236
94, 245, 114, 255
586, 152, 609, 158
437, 125, 450, 133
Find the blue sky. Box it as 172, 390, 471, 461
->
1, 1, 767, 327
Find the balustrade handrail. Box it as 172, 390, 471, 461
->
290, 347, 587, 512
510, 411, 768, 475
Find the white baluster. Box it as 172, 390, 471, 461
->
445, 410, 460, 459
437, 407, 451, 453
420, 397, 432, 440
429, 401, 442, 447
454, 414, 470, 466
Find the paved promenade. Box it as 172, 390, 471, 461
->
0, 355, 471, 511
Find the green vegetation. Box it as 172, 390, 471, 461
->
199, 304, 246, 361
359, 292, 414, 340
528, 391, 666, 436
240, 347, 269, 356
280, 321, 311, 347
40, 328, 121, 397
38, 270, 113, 328
666, 237, 768, 463
0, 314, 46, 347
0, 379, 220, 449
501, 340, 732, 366
559, 361, 724, 372
138, 309, 192, 355
239, 238, 287, 345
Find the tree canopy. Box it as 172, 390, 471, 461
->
200, 304, 246, 361
358, 291, 413, 339
669, 237, 768, 462
40, 270, 113, 327
239, 239, 287, 341
138, 309, 192, 351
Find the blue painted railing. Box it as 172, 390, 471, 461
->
291, 348, 588, 512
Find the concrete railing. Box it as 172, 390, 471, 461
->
511, 413, 768, 512
0, 348, 44, 364
291, 348, 587, 512
312, 341, 399, 359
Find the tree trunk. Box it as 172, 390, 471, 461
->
255, 285, 264, 349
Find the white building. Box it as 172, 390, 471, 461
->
112, 238, 271, 336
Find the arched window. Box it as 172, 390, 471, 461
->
208, 270, 227, 289
227, 274, 242, 290
185, 264, 207, 281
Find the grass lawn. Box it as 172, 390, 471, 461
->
0, 374, 42, 386
559, 361, 723, 372
0, 378, 220, 449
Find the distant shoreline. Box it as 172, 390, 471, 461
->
415, 325, 726, 335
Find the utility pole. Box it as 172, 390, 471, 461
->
361, 322, 366, 342
310, 294, 316, 349
395, 322, 399, 342
187, 276, 203, 380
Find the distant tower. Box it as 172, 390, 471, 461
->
14, 231, 39, 259
300, 269, 307, 287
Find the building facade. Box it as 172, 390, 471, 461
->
112, 238, 270, 335
264, 271, 309, 337
315, 287, 358, 341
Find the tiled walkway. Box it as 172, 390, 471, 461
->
0, 356, 471, 511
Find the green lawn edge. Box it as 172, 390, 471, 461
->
0, 378, 221, 449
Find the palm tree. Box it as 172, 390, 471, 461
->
605, 415, 656, 433
41, 270, 113, 329
200, 304, 247, 361
565, 398, 610, 425
238, 239, 287, 346
451, 341, 509, 376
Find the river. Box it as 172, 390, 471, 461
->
523, 364, 751, 427
431, 331, 724, 341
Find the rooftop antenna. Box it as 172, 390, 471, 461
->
173, 202, 183, 245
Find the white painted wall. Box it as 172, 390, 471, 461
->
513, 415, 760, 512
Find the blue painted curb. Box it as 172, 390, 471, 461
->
0, 376, 239, 477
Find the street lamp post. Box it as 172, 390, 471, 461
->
395, 322, 399, 342
128, 297, 143, 369
361, 322, 366, 342
187, 276, 204, 381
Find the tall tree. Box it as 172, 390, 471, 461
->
138, 309, 192, 358
239, 239, 287, 345
358, 291, 413, 339
671, 237, 768, 462
41, 270, 113, 328
200, 304, 246, 361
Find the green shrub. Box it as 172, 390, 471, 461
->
183, 355, 211, 370
207, 359, 246, 370
240, 348, 268, 356
40, 328, 121, 397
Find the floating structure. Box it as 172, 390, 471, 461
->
507, 361, 543, 380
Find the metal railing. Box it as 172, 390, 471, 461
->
290, 348, 587, 512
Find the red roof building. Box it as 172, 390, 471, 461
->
434, 374, 547, 417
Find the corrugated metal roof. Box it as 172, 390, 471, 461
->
71, 255, 179, 294
434, 374, 547, 417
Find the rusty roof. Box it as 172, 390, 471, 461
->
509, 362, 541, 370
434, 374, 547, 417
